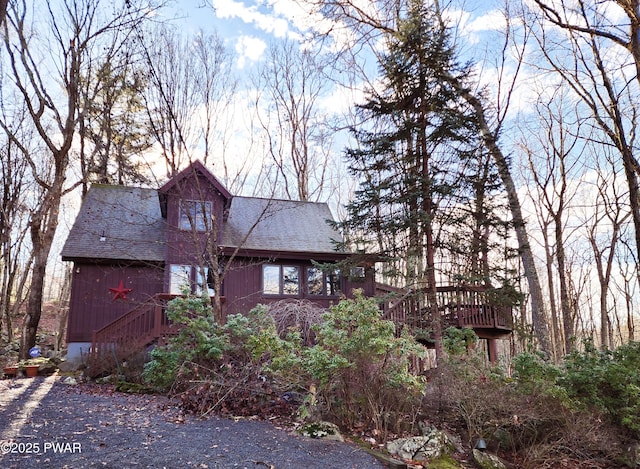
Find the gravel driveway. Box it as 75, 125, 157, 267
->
0, 374, 384, 468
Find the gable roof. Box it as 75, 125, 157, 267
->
221, 197, 343, 255
61, 185, 166, 262
158, 160, 232, 201
62, 186, 345, 262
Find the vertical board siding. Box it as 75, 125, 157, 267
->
67, 263, 164, 342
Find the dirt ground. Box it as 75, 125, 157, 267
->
0, 375, 384, 469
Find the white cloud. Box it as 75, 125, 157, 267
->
466, 10, 507, 33
210, 0, 290, 37
235, 35, 267, 68
210, 0, 351, 50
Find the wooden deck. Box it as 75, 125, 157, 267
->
376, 283, 514, 341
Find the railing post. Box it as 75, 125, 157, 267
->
91, 330, 97, 363
154, 303, 162, 338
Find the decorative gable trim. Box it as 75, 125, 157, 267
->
157, 160, 233, 219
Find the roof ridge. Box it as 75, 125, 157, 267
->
232, 195, 329, 206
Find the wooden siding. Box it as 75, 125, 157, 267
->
164, 173, 226, 267
222, 258, 376, 318
67, 262, 164, 342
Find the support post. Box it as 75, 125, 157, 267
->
487, 338, 499, 364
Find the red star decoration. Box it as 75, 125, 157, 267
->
109, 280, 132, 301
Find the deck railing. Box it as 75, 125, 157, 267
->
89, 294, 178, 373
377, 283, 514, 333
90, 294, 227, 375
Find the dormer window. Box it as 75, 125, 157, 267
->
180, 200, 212, 231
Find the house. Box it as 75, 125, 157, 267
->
61, 160, 375, 366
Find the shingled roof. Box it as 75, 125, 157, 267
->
61, 185, 167, 262
62, 184, 344, 262
221, 196, 343, 254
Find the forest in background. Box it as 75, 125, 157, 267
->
0, 0, 639, 365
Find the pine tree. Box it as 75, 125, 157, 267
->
341, 0, 480, 360
79, 51, 152, 195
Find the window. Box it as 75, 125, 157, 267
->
195, 266, 216, 296
263, 265, 280, 295
262, 264, 300, 295
307, 267, 324, 295
307, 267, 341, 296
170, 264, 217, 296
326, 269, 342, 296
282, 266, 300, 295
170, 264, 191, 295
350, 266, 366, 279
180, 200, 212, 231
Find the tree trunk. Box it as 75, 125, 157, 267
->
456, 85, 552, 355
555, 215, 573, 354
543, 228, 561, 359
19, 182, 62, 359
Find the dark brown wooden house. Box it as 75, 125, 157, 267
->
61, 161, 375, 366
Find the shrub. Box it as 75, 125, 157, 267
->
560, 339, 640, 438
301, 290, 426, 437
442, 326, 478, 357
512, 351, 565, 399
267, 299, 324, 345
143, 293, 224, 391
143, 295, 304, 417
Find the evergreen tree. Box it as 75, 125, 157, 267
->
79, 50, 152, 194
341, 0, 510, 359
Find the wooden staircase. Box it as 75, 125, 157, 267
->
89, 294, 179, 376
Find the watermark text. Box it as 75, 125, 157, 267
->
1, 440, 82, 455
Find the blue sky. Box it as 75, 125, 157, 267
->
165, 1, 506, 70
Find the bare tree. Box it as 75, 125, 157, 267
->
615, 235, 638, 342
254, 40, 336, 201
0, 117, 35, 343
586, 152, 631, 349
174, 164, 280, 323
521, 86, 584, 355
1, 0, 162, 359
139, 26, 239, 182
530, 0, 640, 296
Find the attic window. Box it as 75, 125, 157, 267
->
180, 200, 212, 232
